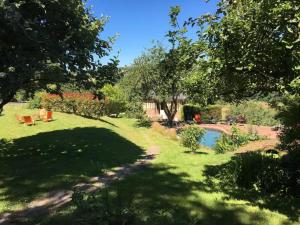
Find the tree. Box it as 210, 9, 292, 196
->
0, 0, 116, 110
190, 0, 300, 99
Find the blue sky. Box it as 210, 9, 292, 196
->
87, 0, 219, 66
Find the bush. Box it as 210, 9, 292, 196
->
28, 92, 43, 109
179, 125, 205, 153
72, 189, 138, 225
41, 92, 105, 119
14, 90, 28, 102
214, 126, 263, 154
276, 78, 300, 152
229, 100, 278, 126
125, 101, 144, 119
104, 98, 126, 116
214, 134, 236, 154
211, 152, 299, 197
135, 115, 152, 128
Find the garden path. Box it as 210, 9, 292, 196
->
0, 146, 160, 225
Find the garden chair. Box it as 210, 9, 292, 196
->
43, 111, 53, 122
23, 116, 34, 126
15, 114, 24, 123
236, 115, 246, 124
194, 114, 201, 124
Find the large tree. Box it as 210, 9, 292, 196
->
188, 0, 300, 99
0, 0, 116, 110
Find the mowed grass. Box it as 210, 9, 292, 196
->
0, 104, 299, 225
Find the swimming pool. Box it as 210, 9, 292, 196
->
199, 129, 222, 148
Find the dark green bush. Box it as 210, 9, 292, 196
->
125, 101, 144, 119
179, 125, 205, 153
72, 189, 138, 225
14, 90, 28, 102
104, 99, 126, 116
211, 152, 298, 196
135, 115, 152, 128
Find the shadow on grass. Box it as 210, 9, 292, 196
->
39, 165, 272, 225
183, 150, 208, 155
202, 152, 300, 221
0, 127, 143, 211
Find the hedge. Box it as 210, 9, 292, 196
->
41, 93, 105, 119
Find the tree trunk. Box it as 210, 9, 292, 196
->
162, 99, 178, 127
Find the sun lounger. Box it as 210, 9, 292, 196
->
43, 111, 53, 122
23, 116, 34, 126
15, 114, 24, 123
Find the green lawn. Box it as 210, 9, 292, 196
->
0, 104, 299, 225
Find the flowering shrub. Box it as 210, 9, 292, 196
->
41, 92, 105, 119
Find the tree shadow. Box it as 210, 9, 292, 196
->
201, 153, 300, 221
38, 164, 273, 225
0, 127, 143, 211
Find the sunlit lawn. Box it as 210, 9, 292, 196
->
0, 104, 299, 225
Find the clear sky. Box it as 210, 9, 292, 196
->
87, 0, 220, 66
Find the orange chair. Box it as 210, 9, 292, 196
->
194, 114, 201, 124
43, 111, 53, 122
15, 114, 24, 123
23, 116, 34, 126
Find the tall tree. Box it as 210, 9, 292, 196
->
0, 0, 116, 110
191, 0, 300, 99
156, 6, 204, 123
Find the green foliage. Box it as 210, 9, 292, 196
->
124, 101, 144, 119
179, 125, 205, 153
41, 93, 104, 119
214, 134, 236, 154
0, 0, 116, 110
14, 90, 28, 102
277, 77, 300, 152
214, 126, 262, 154
229, 101, 278, 126
28, 92, 43, 109
101, 84, 127, 116
72, 189, 138, 225
211, 151, 299, 197
135, 115, 152, 128
196, 0, 300, 99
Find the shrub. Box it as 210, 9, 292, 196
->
28, 92, 43, 109
41, 92, 105, 119
179, 125, 205, 153
276, 78, 300, 152
229, 100, 278, 126
214, 134, 236, 154
125, 101, 144, 119
14, 90, 28, 102
72, 189, 138, 225
135, 115, 152, 128
104, 98, 126, 116
214, 126, 263, 154
211, 152, 298, 196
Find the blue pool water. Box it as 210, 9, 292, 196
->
199, 129, 222, 148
